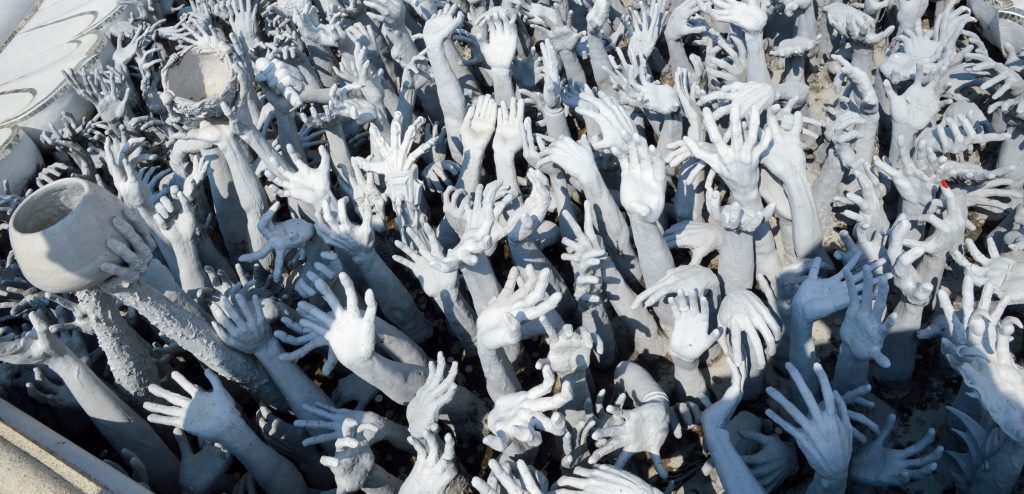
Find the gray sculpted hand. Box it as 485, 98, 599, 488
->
739, 430, 800, 491
238, 202, 314, 282
839, 265, 897, 367
766, 363, 853, 481
589, 395, 671, 478
254, 57, 305, 108
669, 291, 724, 363
100, 211, 158, 287
718, 290, 780, 369
264, 145, 331, 210
706, 0, 767, 33
850, 414, 942, 486
316, 196, 375, 259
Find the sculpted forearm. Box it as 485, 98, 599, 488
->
48, 354, 180, 492
76, 289, 160, 401
103, 281, 283, 406
354, 251, 432, 342
426, 44, 467, 136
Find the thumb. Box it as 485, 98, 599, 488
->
203, 368, 226, 393
172, 428, 194, 458
872, 351, 892, 368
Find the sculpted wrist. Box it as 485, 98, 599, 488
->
730, 187, 764, 210
254, 337, 284, 361
543, 104, 564, 116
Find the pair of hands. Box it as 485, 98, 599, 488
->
476, 266, 562, 351
931, 276, 1024, 442
484, 363, 572, 455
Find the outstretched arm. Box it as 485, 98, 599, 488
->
145, 370, 306, 493
0, 312, 180, 492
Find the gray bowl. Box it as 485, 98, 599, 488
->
162, 46, 239, 122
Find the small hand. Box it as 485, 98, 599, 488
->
539, 316, 602, 376
555, 464, 659, 493
479, 11, 518, 70
883, 71, 942, 133
664, 221, 723, 264
460, 95, 498, 156
294, 402, 388, 447
24, 367, 76, 408
684, 106, 772, 198
483, 363, 572, 455
705, 0, 767, 33
319, 418, 378, 493
823, 3, 893, 44
706, 188, 776, 233
885, 216, 934, 305
0, 311, 70, 367
253, 57, 305, 108
364, 0, 407, 28
447, 181, 515, 264
791, 255, 872, 322
355, 112, 438, 180
575, 92, 638, 154
620, 137, 667, 223
422, 4, 464, 47
739, 430, 800, 491
839, 265, 897, 367
290, 271, 377, 367
100, 210, 158, 288
507, 169, 552, 241
393, 224, 460, 299
472, 458, 549, 494
626, 0, 668, 62
153, 186, 197, 246
538, 136, 602, 192
493, 99, 526, 156
210, 287, 271, 356
669, 290, 724, 363
633, 265, 721, 309
173, 428, 233, 494
665, 0, 705, 40
238, 202, 314, 282
718, 290, 780, 369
